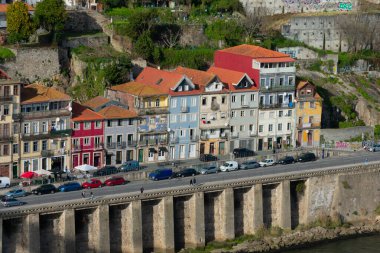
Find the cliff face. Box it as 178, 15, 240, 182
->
356, 98, 380, 126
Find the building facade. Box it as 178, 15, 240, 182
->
0, 74, 21, 178
295, 81, 322, 147
20, 84, 72, 173
71, 103, 104, 168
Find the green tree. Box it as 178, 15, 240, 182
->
34, 0, 66, 36
205, 20, 244, 46
134, 31, 154, 60
6, 2, 35, 43
103, 55, 132, 86
124, 9, 158, 41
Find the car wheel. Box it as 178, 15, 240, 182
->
51, 190, 55, 194
264, 165, 267, 167
181, 175, 184, 178
5, 184, 9, 188
38, 192, 42, 195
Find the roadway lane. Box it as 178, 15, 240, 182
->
1, 151, 379, 211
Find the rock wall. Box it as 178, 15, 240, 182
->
61, 33, 109, 49
320, 126, 374, 142
179, 24, 207, 47
355, 98, 380, 126
0, 46, 60, 83
64, 11, 102, 32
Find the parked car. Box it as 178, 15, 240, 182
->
199, 165, 219, 175
369, 144, 380, 152
32, 184, 57, 195
277, 156, 295, 165
233, 148, 255, 158
220, 161, 239, 172
240, 160, 260, 170
104, 176, 126, 186
174, 168, 199, 178
5, 189, 27, 198
297, 152, 316, 162
0, 177, 10, 188
199, 154, 218, 162
149, 168, 173, 181
93, 166, 118, 177
82, 179, 103, 189
118, 160, 140, 172
259, 159, 276, 167
1, 197, 26, 207
57, 182, 82, 192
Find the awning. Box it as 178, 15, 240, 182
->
149, 148, 157, 153
159, 147, 168, 152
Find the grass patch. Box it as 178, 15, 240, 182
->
375, 205, 380, 215
160, 47, 215, 70
342, 180, 352, 189
71, 45, 129, 63
0, 47, 15, 62
357, 86, 375, 103
296, 181, 306, 194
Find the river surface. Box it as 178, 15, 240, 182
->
284, 234, 380, 253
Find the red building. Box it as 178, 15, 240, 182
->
214, 44, 295, 88
71, 102, 105, 168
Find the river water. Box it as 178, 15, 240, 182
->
283, 234, 380, 253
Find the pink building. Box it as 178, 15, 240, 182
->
71, 102, 104, 168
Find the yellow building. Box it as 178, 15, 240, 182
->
295, 81, 322, 147
0, 74, 21, 178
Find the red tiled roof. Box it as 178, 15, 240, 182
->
219, 44, 292, 60
0, 69, 10, 79
72, 102, 104, 122
0, 3, 34, 13
135, 67, 184, 92
174, 66, 216, 87
21, 83, 71, 104
97, 105, 137, 119
207, 66, 257, 92
110, 81, 167, 97
83, 96, 111, 110
297, 80, 310, 90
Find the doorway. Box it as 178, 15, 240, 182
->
209, 143, 215, 154
138, 149, 144, 162
200, 143, 205, 155
307, 131, 313, 146
94, 153, 101, 167
219, 142, 225, 155
258, 139, 263, 151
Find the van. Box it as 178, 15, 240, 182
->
0, 177, 10, 188
118, 160, 140, 172
220, 161, 239, 172
148, 168, 173, 181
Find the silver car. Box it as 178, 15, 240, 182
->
200, 166, 219, 174
369, 144, 380, 152
1, 197, 26, 207
5, 189, 27, 198
240, 160, 260, 170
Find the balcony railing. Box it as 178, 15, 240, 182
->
72, 145, 82, 152
138, 107, 169, 116
260, 85, 295, 93
259, 103, 294, 109
106, 142, 127, 149
181, 106, 189, 113
297, 122, 321, 129
0, 133, 12, 141
170, 137, 179, 144
190, 135, 199, 142
12, 113, 21, 121
50, 129, 73, 137
231, 132, 239, 139
94, 143, 104, 150
220, 133, 228, 139
139, 139, 168, 146
0, 96, 12, 103
21, 109, 71, 120
127, 140, 137, 147
200, 135, 209, 141
21, 132, 51, 141
41, 150, 55, 157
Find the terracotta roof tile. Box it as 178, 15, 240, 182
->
219, 44, 292, 60
135, 67, 184, 91
110, 81, 167, 97
72, 102, 104, 122
207, 67, 257, 92
83, 96, 111, 110
296, 80, 309, 90
21, 83, 71, 104
97, 105, 137, 119
0, 3, 34, 12
174, 66, 215, 87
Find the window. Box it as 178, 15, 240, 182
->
288, 110, 292, 117
84, 138, 90, 146
117, 135, 122, 144
128, 119, 133, 125
202, 97, 207, 105
42, 140, 47, 151
278, 95, 283, 104
13, 144, 18, 154
241, 111, 245, 117
158, 149, 165, 157
221, 112, 226, 119
240, 125, 245, 131
278, 123, 282, 131
95, 121, 101, 128
42, 122, 48, 133
241, 95, 246, 105
259, 125, 263, 133
170, 115, 177, 123
250, 110, 254, 117
74, 122, 80, 130
309, 116, 314, 123
107, 120, 112, 127
268, 124, 273, 132
117, 119, 122, 126
155, 99, 160, 107
24, 142, 29, 153
171, 98, 177, 108
3, 105, 9, 115
150, 118, 155, 124
231, 111, 236, 118
60, 141, 66, 149
191, 97, 196, 107
180, 129, 185, 137
310, 102, 315, 108
221, 96, 226, 104
232, 95, 236, 103
3, 144, 9, 156
116, 151, 122, 164
287, 123, 291, 130
279, 77, 284, 86
260, 78, 265, 86
289, 76, 295, 85
180, 114, 186, 122
84, 122, 91, 129
190, 113, 196, 121
51, 121, 56, 131
32, 122, 39, 134
269, 96, 273, 104
23, 123, 30, 134
13, 85, 19, 95
250, 94, 255, 101
181, 98, 186, 107
279, 111, 283, 117
83, 154, 89, 164
33, 141, 38, 152
249, 124, 253, 132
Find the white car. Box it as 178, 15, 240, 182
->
259, 159, 276, 167
220, 161, 239, 172
369, 144, 380, 152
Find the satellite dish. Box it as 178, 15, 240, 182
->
56, 117, 60, 122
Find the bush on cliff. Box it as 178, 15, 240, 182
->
34, 0, 66, 41
6, 1, 35, 43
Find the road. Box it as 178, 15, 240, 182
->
1, 151, 378, 211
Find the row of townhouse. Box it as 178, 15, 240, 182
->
0, 44, 322, 178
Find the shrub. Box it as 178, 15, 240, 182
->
296, 181, 306, 194
308, 60, 322, 71
0, 47, 15, 62
375, 205, 380, 215
160, 47, 214, 70
342, 180, 351, 189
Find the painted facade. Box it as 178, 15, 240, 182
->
0, 74, 21, 178
20, 84, 72, 173
71, 103, 104, 168
295, 81, 322, 147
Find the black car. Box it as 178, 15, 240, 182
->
175, 168, 199, 178
278, 156, 295, 165
32, 184, 57, 195
297, 152, 316, 162
93, 166, 118, 177
199, 154, 218, 162
233, 148, 255, 158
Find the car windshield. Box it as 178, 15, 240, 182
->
86, 180, 93, 183
223, 163, 230, 166
8, 190, 17, 193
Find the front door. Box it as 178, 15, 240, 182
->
12, 162, 18, 179
219, 142, 225, 155
179, 145, 185, 159
210, 143, 215, 154
298, 131, 302, 147
189, 144, 196, 158
200, 143, 205, 155
258, 139, 263, 151
307, 131, 313, 146
127, 150, 133, 161
138, 149, 144, 162
170, 146, 175, 160
94, 153, 101, 167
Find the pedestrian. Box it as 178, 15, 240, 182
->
90, 192, 94, 200
140, 186, 144, 194
190, 179, 193, 186
81, 191, 85, 198
193, 177, 196, 186
365, 158, 368, 165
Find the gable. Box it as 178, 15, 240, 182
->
235, 75, 253, 88
205, 77, 224, 92
172, 77, 195, 92
299, 83, 315, 96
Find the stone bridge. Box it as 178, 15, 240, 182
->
1, 163, 380, 253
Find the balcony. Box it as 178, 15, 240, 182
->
259, 66, 296, 74
0, 133, 12, 142
260, 85, 295, 93
200, 135, 209, 141
231, 132, 239, 139
0, 95, 12, 104
297, 122, 321, 129
138, 107, 169, 116
21, 109, 71, 120
139, 138, 167, 146
181, 106, 189, 113
170, 137, 179, 144
21, 132, 51, 141
259, 103, 294, 110
127, 140, 137, 147
94, 143, 104, 150
106, 142, 127, 149
41, 150, 55, 157
50, 129, 72, 137
249, 132, 256, 137
190, 135, 199, 142
72, 145, 82, 152
220, 133, 228, 139
12, 113, 21, 121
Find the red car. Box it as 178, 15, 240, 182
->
103, 176, 126, 186
82, 179, 102, 189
